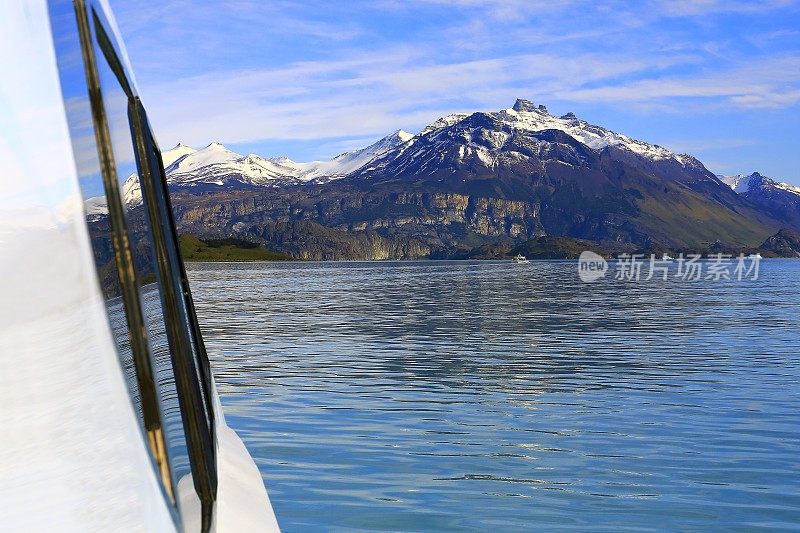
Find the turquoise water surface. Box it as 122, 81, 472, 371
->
187, 260, 800, 531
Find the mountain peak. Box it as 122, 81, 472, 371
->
719, 171, 800, 202
162, 142, 198, 167
392, 129, 414, 142
718, 172, 767, 193
197, 141, 241, 157
512, 98, 548, 114
745, 172, 767, 187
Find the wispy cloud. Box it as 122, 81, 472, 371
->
139, 48, 699, 147
110, 0, 800, 182
656, 0, 795, 17
557, 56, 800, 109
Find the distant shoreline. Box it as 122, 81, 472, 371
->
179, 230, 800, 262
183, 255, 799, 263
179, 235, 292, 262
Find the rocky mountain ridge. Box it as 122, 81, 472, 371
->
718, 172, 800, 231
86, 99, 800, 260
162, 129, 415, 190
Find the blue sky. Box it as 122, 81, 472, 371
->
111, 0, 800, 183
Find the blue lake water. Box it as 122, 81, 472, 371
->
187, 260, 800, 531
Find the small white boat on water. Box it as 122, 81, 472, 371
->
662, 254, 675, 261
513, 254, 529, 263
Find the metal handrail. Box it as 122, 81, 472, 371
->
130, 98, 218, 531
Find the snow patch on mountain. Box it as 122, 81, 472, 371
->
421, 114, 470, 136
83, 173, 142, 218
83, 195, 109, 218
163, 130, 415, 187
162, 142, 197, 167
719, 173, 758, 193
166, 142, 241, 175
422, 99, 688, 165
293, 129, 414, 181
121, 173, 142, 206
775, 182, 800, 195
719, 172, 800, 196
165, 142, 303, 187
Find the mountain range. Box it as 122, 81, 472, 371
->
89, 98, 800, 259
160, 129, 416, 188
717, 172, 800, 231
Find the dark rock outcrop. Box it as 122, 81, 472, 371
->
759, 228, 800, 257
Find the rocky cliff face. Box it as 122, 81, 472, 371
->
169, 186, 549, 259
246, 221, 432, 260
174, 190, 536, 232
759, 228, 800, 257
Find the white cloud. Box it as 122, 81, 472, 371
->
139, 46, 800, 149
109, 0, 800, 177
556, 56, 800, 109
139, 47, 701, 148
656, 0, 796, 17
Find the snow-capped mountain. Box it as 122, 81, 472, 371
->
167, 98, 788, 253
83, 173, 142, 218
281, 129, 414, 181
496, 98, 689, 162
121, 173, 142, 206
348, 98, 717, 193
719, 173, 755, 193
719, 172, 800, 228
162, 142, 196, 167
162, 100, 717, 192
84, 98, 800, 258
83, 195, 110, 219
403, 98, 699, 169
162, 130, 414, 189
719, 172, 800, 196
165, 142, 303, 188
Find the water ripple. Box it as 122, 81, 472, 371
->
188, 260, 800, 532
